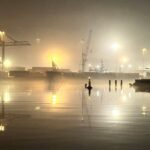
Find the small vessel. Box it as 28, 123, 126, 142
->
132, 79, 150, 87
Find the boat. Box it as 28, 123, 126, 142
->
132, 79, 150, 86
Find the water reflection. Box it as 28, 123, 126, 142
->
0, 93, 6, 132
0, 79, 150, 131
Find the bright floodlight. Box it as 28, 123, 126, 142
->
4, 59, 11, 68
88, 64, 92, 67
0, 31, 5, 41
122, 57, 128, 63
142, 48, 147, 53
128, 64, 132, 68
112, 108, 120, 118
112, 43, 120, 50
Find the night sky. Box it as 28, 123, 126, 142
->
1, 0, 150, 71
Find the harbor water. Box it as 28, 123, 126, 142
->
0, 78, 150, 150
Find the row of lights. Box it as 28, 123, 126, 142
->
111, 42, 148, 70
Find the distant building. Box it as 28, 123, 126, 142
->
31, 67, 71, 73
7, 67, 26, 71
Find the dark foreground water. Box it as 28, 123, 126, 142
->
0, 79, 150, 150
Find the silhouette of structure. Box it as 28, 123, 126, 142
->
81, 30, 92, 72
0, 31, 30, 71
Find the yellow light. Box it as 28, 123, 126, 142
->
88, 64, 92, 67
35, 106, 41, 110
0, 124, 5, 132
4, 92, 11, 103
0, 31, 5, 41
52, 57, 57, 62
122, 57, 128, 63
142, 48, 147, 53
142, 106, 147, 111
4, 59, 11, 68
52, 94, 57, 105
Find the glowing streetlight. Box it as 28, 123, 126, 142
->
122, 57, 129, 63
52, 94, 57, 105
36, 38, 41, 44
112, 108, 120, 118
111, 43, 120, 51
0, 124, 5, 132
0, 31, 5, 42
111, 43, 120, 72
4, 59, 11, 68
4, 92, 11, 103
128, 64, 132, 69
142, 48, 147, 70
88, 64, 92, 71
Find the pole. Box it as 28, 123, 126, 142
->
82, 48, 85, 72
143, 51, 145, 71
2, 41, 5, 71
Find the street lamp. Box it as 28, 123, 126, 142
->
111, 42, 120, 72
4, 59, 11, 68
111, 43, 120, 51
120, 64, 124, 72
142, 48, 147, 70
0, 31, 6, 71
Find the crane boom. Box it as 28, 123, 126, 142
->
0, 41, 30, 46
0, 31, 30, 71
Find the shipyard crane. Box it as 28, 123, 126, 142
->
0, 31, 30, 71
82, 30, 93, 72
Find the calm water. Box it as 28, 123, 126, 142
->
0, 79, 150, 150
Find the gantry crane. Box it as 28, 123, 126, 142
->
0, 31, 30, 71
81, 30, 93, 72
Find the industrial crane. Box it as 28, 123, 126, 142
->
81, 30, 93, 72
0, 31, 30, 71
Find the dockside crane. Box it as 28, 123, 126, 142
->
82, 30, 93, 72
0, 31, 30, 71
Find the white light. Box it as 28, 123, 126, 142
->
96, 91, 100, 97
4, 59, 11, 68
142, 112, 147, 116
96, 65, 100, 69
0, 124, 5, 132
4, 92, 11, 103
36, 38, 41, 44
128, 92, 132, 98
112, 43, 120, 50
35, 106, 40, 110
142, 106, 147, 111
112, 108, 120, 118
138, 66, 142, 70
122, 95, 127, 102
128, 64, 132, 68
88, 64, 92, 67
122, 57, 129, 63
120, 64, 124, 68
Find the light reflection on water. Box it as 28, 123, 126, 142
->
0, 79, 150, 132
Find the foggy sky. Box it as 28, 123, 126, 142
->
1, 0, 150, 71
